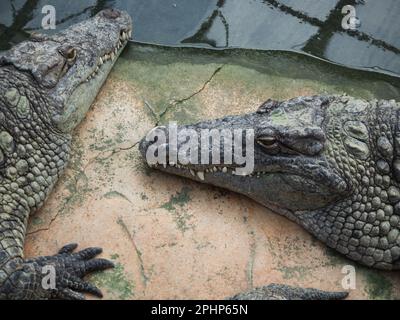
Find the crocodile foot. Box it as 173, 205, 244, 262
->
22, 243, 114, 300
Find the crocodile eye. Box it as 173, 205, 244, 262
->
257, 136, 279, 149
66, 48, 77, 62
59, 46, 77, 63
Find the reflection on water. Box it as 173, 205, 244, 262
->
0, 0, 399, 76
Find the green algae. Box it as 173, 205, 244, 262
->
89, 255, 135, 300
102, 190, 132, 203
161, 187, 192, 211
362, 270, 393, 300
161, 187, 194, 232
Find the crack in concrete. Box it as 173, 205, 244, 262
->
27, 140, 140, 236
240, 201, 256, 290
168, 65, 224, 106
117, 217, 149, 291
27, 169, 87, 236
145, 65, 224, 126
143, 100, 161, 124
247, 230, 256, 289
85, 140, 140, 168
27, 211, 60, 236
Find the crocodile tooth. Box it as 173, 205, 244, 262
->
95, 66, 100, 73
222, 167, 227, 173
111, 52, 115, 60
114, 48, 118, 55
190, 169, 195, 176
105, 54, 110, 61
197, 171, 205, 181
99, 57, 104, 65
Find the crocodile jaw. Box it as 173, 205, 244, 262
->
53, 9, 132, 132
56, 32, 130, 132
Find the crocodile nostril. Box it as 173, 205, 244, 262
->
102, 8, 121, 19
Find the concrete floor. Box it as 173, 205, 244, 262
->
25, 44, 400, 299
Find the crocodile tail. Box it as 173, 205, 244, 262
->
229, 283, 349, 300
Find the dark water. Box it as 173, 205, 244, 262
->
0, 0, 399, 77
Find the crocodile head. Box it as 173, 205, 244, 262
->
140, 95, 400, 270
0, 8, 132, 133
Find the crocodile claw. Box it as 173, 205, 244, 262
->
27, 243, 114, 299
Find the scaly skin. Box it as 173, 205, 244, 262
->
140, 95, 400, 298
229, 284, 348, 300
0, 9, 132, 299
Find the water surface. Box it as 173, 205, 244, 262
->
0, 0, 399, 77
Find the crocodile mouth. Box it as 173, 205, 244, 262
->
84, 28, 132, 83
145, 154, 348, 197
149, 163, 258, 181
146, 161, 344, 212
54, 27, 132, 133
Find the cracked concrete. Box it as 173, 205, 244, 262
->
24, 43, 400, 300
246, 231, 256, 289
145, 65, 224, 125
117, 217, 149, 292
159, 65, 225, 120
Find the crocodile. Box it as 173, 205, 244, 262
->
0, 9, 132, 299
140, 95, 400, 298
